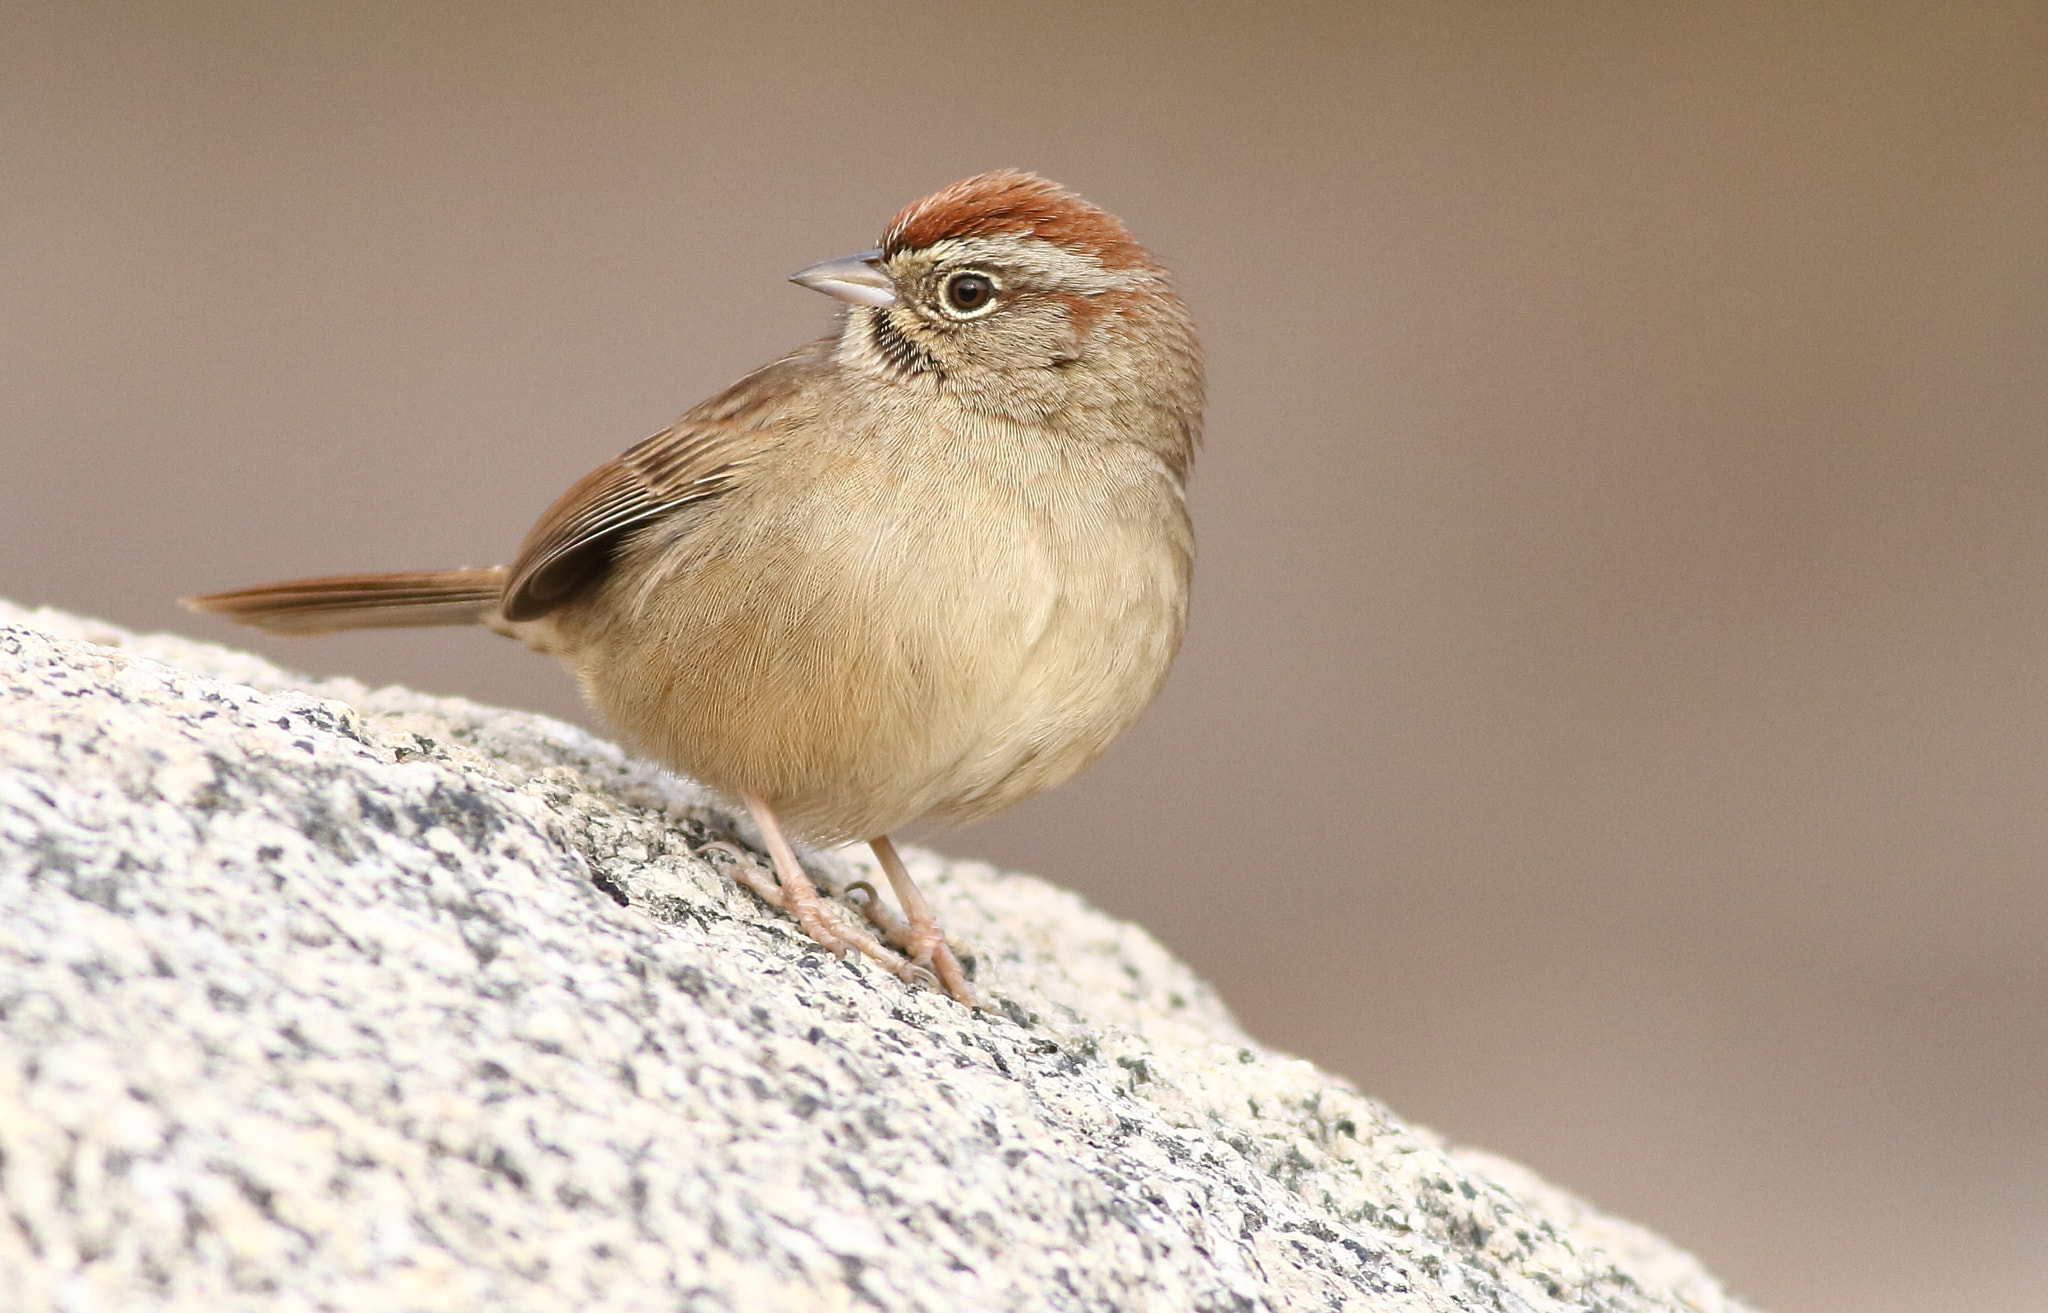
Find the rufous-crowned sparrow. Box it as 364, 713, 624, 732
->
188, 170, 1204, 1005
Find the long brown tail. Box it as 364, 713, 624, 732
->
182, 567, 509, 636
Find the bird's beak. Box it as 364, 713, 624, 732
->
790, 248, 898, 308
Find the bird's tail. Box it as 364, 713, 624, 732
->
183, 567, 508, 635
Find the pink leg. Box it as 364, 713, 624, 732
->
730, 792, 911, 980
868, 835, 973, 1005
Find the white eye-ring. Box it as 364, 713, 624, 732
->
940, 270, 1000, 318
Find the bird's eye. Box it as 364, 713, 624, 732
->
942, 272, 998, 316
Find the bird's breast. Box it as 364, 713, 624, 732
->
572, 420, 1191, 842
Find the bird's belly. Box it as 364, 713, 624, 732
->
563, 465, 1188, 844
914, 537, 1186, 829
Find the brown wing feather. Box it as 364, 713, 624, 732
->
500, 342, 828, 622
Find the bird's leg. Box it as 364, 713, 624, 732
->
733, 792, 915, 980
867, 835, 973, 1005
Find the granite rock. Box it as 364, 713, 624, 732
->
0, 601, 1757, 1312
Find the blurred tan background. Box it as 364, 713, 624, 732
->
4, 2, 2044, 1308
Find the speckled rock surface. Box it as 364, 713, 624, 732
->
0, 601, 1757, 1313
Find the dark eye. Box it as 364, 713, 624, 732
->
942, 272, 997, 315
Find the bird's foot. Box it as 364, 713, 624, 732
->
700, 840, 927, 986
861, 835, 975, 1006
845, 880, 972, 1003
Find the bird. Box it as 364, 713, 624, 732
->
186, 170, 1204, 1005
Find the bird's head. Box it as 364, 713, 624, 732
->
792, 170, 1202, 454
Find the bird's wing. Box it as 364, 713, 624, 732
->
501, 341, 828, 622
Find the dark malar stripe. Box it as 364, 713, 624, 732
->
867, 308, 943, 380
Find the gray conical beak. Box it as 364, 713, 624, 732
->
790, 248, 897, 308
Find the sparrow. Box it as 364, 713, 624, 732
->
188, 170, 1204, 1005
